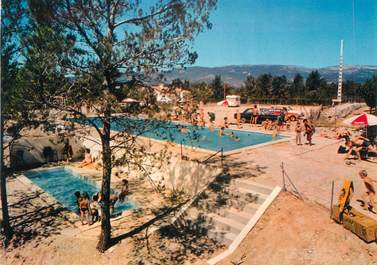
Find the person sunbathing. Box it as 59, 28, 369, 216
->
78, 148, 94, 168
336, 130, 351, 142
344, 139, 362, 160
354, 135, 377, 155
346, 135, 376, 160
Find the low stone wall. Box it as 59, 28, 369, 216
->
10, 136, 84, 169
156, 157, 222, 196
322, 103, 365, 119
80, 135, 223, 196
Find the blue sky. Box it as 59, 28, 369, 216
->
192, 0, 377, 68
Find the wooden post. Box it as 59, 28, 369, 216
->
180, 141, 183, 160
220, 148, 224, 168
281, 162, 286, 191
330, 180, 334, 219
223, 83, 227, 100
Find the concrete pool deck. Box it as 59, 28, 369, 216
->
223, 132, 377, 221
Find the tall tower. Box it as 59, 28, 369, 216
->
334, 40, 344, 103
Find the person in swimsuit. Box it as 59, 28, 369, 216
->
74, 191, 82, 213
79, 192, 92, 225
303, 119, 315, 145
223, 117, 229, 128
79, 148, 93, 168
236, 109, 241, 129
219, 126, 225, 137
229, 132, 240, 142
345, 135, 369, 160
295, 121, 302, 145
251, 105, 259, 125
91, 193, 100, 223
109, 194, 119, 215
359, 170, 377, 211
119, 179, 129, 202
63, 138, 73, 162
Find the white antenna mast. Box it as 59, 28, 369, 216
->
333, 39, 343, 104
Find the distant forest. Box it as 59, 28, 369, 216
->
170, 70, 377, 109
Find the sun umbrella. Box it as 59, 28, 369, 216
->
343, 113, 377, 126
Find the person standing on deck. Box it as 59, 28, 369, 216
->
236, 109, 241, 129
303, 119, 315, 145
359, 170, 377, 211
251, 105, 259, 125
295, 120, 303, 145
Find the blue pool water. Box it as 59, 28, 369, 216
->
25, 167, 135, 214
73, 117, 286, 152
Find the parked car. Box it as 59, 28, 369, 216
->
269, 106, 303, 121
234, 108, 278, 123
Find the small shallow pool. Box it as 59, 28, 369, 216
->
25, 167, 135, 214
73, 117, 287, 153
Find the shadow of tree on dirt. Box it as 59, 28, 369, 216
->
127, 214, 222, 265
4, 189, 73, 248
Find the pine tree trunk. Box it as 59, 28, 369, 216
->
0, 114, 13, 246
96, 106, 112, 252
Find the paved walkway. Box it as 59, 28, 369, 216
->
226, 134, 377, 220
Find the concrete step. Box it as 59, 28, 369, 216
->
209, 214, 244, 234
244, 202, 260, 213
207, 227, 238, 246
234, 179, 273, 195
237, 187, 268, 204
224, 208, 253, 224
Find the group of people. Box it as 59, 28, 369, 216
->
74, 191, 102, 225
294, 119, 316, 146
338, 131, 377, 161
74, 179, 129, 225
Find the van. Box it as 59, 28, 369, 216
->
226, 95, 241, 107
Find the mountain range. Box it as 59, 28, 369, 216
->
163, 65, 377, 86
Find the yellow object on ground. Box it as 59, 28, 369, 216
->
331, 205, 377, 243
338, 179, 354, 214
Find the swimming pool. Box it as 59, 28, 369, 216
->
73, 117, 287, 153
25, 167, 135, 214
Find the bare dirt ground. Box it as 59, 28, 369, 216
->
220, 192, 377, 265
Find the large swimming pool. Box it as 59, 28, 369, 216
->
25, 167, 135, 214
73, 117, 286, 152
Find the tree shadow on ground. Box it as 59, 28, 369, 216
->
223, 158, 268, 178
110, 201, 187, 247
202, 155, 268, 179
3, 189, 73, 249
127, 214, 222, 265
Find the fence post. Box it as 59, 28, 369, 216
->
220, 148, 224, 168
180, 141, 183, 160
330, 180, 334, 219
281, 162, 286, 191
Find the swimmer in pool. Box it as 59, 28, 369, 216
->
219, 127, 225, 137
229, 132, 240, 142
